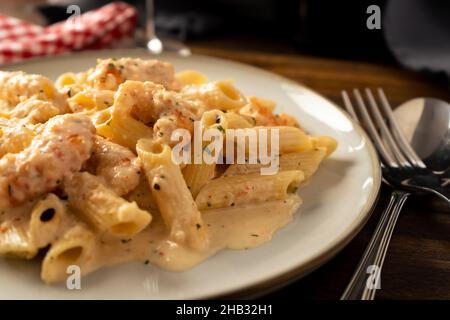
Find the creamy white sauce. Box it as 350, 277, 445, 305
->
88, 195, 302, 274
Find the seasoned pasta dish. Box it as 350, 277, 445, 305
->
0, 57, 337, 283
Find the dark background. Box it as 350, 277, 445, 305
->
39, 0, 391, 63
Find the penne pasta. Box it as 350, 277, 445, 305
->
222, 111, 253, 129
67, 89, 115, 113
41, 224, 96, 283
137, 139, 208, 250
312, 136, 338, 157
196, 170, 304, 210
181, 80, 247, 110
176, 70, 208, 86
0, 200, 38, 259
254, 126, 313, 153
64, 172, 152, 237
29, 193, 72, 249
224, 148, 328, 180
96, 111, 153, 151
183, 110, 227, 197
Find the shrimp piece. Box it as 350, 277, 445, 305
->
114, 80, 197, 145
0, 114, 95, 207
0, 118, 37, 157
87, 58, 180, 91
239, 96, 300, 128
0, 71, 68, 113
0, 99, 65, 157
67, 89, 115, 113
86, 137, 141, 196
8, 99, 65, 124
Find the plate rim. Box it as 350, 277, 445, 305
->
1, 48, 382, 299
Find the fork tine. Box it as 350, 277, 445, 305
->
377, 89, 427, 168
341, 90, 359, 123
365, 88, 411, 168
352, 89, 399, 168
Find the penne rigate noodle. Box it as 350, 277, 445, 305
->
311, 136, 338, 156
201, 194, 303, 249
0, 222, 36, 258
183, 163, 216, 198
65, 172, 152, 237
183, 110, 228, 197
0, 195, 71, 259
68, 89, 115, 113
247, 96, 276, 112
0, 201, 38, 259
56, 72, 78, 87
176, 70, 208, 86
137, 139, 208, 250
96, 112, 153, 151
231, 126, 314, 155
224, 147, 327, 180
196, 170, 304, 210
126, 178, 159, 213
29, 193, 72, 249
222, 111, 253, 129
41, 224, 96, 283
181, 80, 247, 110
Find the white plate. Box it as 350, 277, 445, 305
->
0, 49, 381, 299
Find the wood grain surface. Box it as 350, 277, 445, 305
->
188, 37, 450, 300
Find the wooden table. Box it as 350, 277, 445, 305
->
189, 37, 450, 300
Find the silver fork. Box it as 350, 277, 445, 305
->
340, 88, 450, 300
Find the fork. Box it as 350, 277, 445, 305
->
340, 88, 450, 300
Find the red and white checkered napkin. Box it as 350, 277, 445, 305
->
0, 2, 137, 65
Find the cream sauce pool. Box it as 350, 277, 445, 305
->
90, 194, 302, 275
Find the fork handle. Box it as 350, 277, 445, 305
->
341, 190, 410, 300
